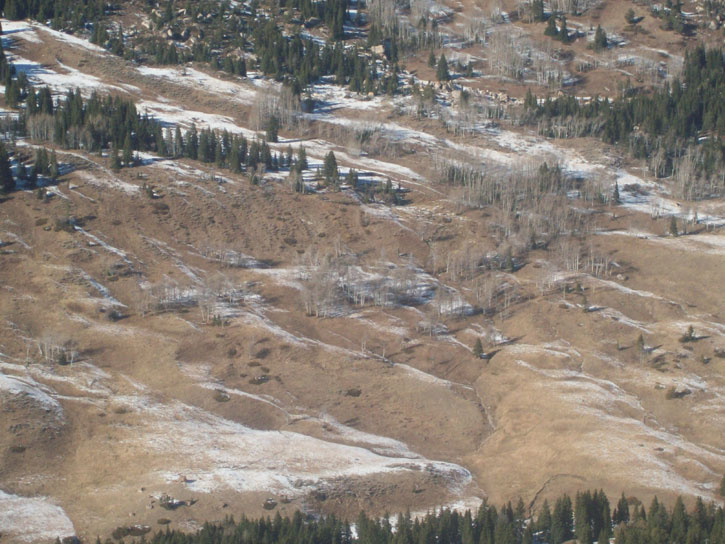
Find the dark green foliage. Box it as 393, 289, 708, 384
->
436, 54, 450, 81
558, 16, 571, 43
323, 150, 338, 184
4, 0, 27, 20
669, 215, 678, 236
428, 50, 437, 67
527, 45, 725, 198
680, 325, 696, 342
88, 490, 725, 544
297, 146, 308, 171
49, 149, 59, 180
34, 148, 50, 176
544, 16, 558, 37
266, 116, 280, 143
544, 16, 572, 43
653, 1, 688, 34
613, 493, 630, 525
4, 0, 108, 29
531, 0, 545, 21
636, 333, 646, 353
537, 499, 552, 541
122, 133, 133, 167
0, 141, 14, 193
593, 25, 607, 51
110, 146, 121, 171
551, 494, 574, 543
473, 338, 483, 358
575, 490, 611, 544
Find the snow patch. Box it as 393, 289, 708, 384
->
0, 490, 75, 543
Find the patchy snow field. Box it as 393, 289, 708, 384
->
0, 490, 76, 543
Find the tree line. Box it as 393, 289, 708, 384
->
58, 488, 725, 544
0, 0, 108, 31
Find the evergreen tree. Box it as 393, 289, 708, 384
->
537, 499, 553, 542
428, 50, 437, 67
551, 495, 574, 544
187, 124, 199, 160
671, 497, 688, 544
4, 0, 27, 20
613, 493, 629, 525
122, 133, 133, 167
49, 150, 59, 180
473, 338, 483, 358
593, 25, 607, 51
28, 165, 37, 188
0, 141, 14, 193
174, 126, 183, 157
266, 115, 280, 143
436, 54, 450, 82
636, 333, 646, 353
297, 146, 308, 171
545, 16, 558, 37
35, 148, 49, 175
559, 17, 571, 43
110, 146, 121, 172
323, 150, 338, 184
669, 215, 678, 236
612, 181, 620, 204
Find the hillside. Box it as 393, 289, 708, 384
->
0, 0, 723, 541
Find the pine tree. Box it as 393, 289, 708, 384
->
35, 148, 49, 175
436, 54, 450, 82
230, 144, 241, 173
16, 161, 26, 182
612, 181, 620, 203
593, 25, 607, 51
545, 16, 558, 37
4, 0, 27, 20
187, 124, 199, 160
428, 50, 436, 67
671, 497, 688, 543
669, 215, 678, 236
49, 150, 59, 180
122, 133, 133, 166
0, 141, 14, 193
323, 151, 338, 184
636, 333, 645, 353
28, 166, 37, 188
110, 146, 121, 172
297, 146, 308, 171
266, 116, 279, 143
613, 493, 629, 525
559, 17, 571, 43
538, 499, 553, 541
551, 495, 574, 544
473, 338, 483, 358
